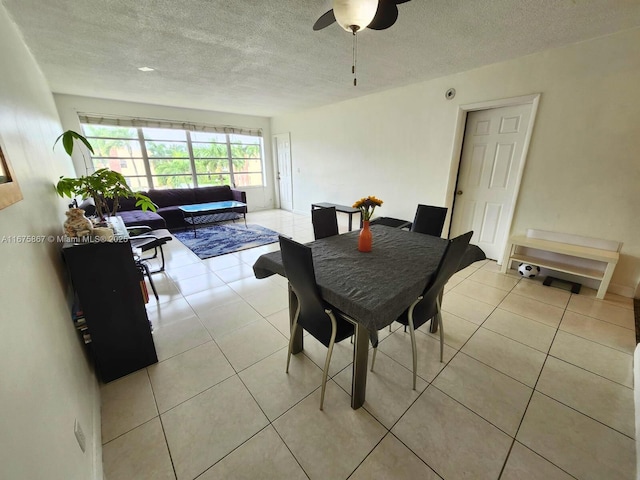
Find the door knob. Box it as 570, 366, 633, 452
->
456, 190, 463, 195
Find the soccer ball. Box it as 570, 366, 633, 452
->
518, 263, 540, 278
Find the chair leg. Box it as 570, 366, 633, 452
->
408, 320, 417, 391
157, 244, 166, 271
320, 310, 339, 411
436, 297, 444, 363
370, 347, 377, 372
286, 305, 301, 374
148, 246, 159, 260
144, 244, 166, 274
407, 300, 421, 391
140, 262, 159, 300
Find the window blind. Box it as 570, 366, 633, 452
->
78, 114, 263, 137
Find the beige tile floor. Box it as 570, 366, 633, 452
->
101, 209, 637, 480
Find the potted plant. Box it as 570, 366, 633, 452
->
54, 130, 156, 221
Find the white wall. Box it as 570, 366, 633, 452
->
54, 95, 276, 211
271, 27, 640, 297
0, 6, 101, 480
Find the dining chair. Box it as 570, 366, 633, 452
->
410, 204, 448, 237
128, 227, 172, 273
311, 206, 339, 240
135, 257, 159, 301
372, 231, 473, 389
385, 204, 448, 333
279, 236, 355, 410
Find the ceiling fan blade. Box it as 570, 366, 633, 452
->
368, 3, 398, 30
313, 10, 336, 31
395, 0, 411, 4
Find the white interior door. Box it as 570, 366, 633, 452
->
450, 104, 533, 260
274, 133, 293, 211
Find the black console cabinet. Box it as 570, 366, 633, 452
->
63, 240, 158, 382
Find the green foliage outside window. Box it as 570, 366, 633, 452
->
82, 124, 263, 190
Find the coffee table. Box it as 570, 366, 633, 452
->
179, 201, 247, 237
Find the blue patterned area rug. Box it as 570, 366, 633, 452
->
174, 223, 282, 259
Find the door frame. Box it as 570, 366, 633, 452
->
444, 93, 541, 264
272, 132, 293, 210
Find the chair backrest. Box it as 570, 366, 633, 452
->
311, 207, 339, 240
411, 231, 473, 329
278, 236, 335, 346
411, 204, 448, 237
129, 229, 172, 251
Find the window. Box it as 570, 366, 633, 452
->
80, 119, 264, 191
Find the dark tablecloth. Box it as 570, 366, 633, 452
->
253, 225, 485, 345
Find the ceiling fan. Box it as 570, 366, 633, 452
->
313, 0, 412, 32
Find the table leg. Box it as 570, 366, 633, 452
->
289, 277, 367, 409
351, 323, 369, 409
288, 284, 303, 354
348, 213, 353, 232
191, 213, 197, 238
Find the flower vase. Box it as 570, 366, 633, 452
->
358, 220, 372, 252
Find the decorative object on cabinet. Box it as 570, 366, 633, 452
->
92, 226, 115, 242
63, 207, 93, 239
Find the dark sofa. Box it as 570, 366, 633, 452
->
110, 185, 247, 231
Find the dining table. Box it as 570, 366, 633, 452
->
252, 224, 485, 409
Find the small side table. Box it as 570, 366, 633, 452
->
311, 202, 362, 231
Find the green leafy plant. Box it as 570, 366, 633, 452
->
54, 130, 156, 220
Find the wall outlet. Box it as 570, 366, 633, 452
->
74, 419, 86, 453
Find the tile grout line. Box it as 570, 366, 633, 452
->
497, 300, 580, 480
104, 214, 636, 479
545, 348, 633, 389
145, 368, 179, 480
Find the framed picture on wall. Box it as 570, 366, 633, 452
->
0, 140, 23, 210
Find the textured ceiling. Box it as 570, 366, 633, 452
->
4, 0, 640, 117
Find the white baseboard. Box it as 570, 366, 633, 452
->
634, 345, 640, 480
608, 282, 636, 299
92, 377, 103, 480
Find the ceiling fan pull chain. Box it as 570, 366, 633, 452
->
352, 29, 358, 86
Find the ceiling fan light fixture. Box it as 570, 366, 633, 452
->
333, 0, 378, 32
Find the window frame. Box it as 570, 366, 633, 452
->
81, 123, 265, 191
